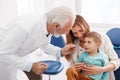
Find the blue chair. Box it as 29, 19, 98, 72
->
106, 28, 120, 80
50, 35, 65, 48
42, 35, 65, 80
41, 60, 64, 75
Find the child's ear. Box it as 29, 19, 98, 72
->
97, 42, 101, 48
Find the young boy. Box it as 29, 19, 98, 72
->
76, 31, 109, 80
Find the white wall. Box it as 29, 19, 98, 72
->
90, 23, 120, 33
44, 0, 75, 12
0, 0, 18, 24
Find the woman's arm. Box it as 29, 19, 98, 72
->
81, 63, 115, 75
100, 33, 119, 70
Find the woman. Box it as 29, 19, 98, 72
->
66, 15, 119, 80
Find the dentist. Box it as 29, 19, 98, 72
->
0, 6, 76, 80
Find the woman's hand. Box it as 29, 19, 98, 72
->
82, 65, 105, 75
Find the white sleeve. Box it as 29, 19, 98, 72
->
41, 38, 62, 60
0, 26, 33, 72
100, 33, 120, 70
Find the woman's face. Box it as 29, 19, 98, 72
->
71, 25, 86, 40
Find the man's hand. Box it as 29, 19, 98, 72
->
61, 43, 76, 56
31, 62, 48, 75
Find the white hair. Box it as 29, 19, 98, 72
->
45, 6, 75, 28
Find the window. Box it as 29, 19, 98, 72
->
80, 0, 120, 24
17, 0, 75, 16
17, 0, 44, 15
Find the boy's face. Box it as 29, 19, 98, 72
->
83, 37, 100, 54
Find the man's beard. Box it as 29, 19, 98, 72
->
53, 31, 61, 38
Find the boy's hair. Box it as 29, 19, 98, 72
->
84, 31, 101, 43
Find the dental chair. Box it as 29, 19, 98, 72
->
50, 35, 65, 48
42, 35, 65, 80
106, 27, 120, 80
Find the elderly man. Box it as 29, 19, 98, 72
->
0, 6, 76, 80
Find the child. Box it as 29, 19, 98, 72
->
78, 31, 109, 80
66, 31, 109, 80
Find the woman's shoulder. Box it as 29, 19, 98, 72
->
98, 32, 110, 41
98, 32, 107, 37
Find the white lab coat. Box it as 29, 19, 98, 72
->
0, 15, 61, 80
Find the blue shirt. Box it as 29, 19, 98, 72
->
77, 51, 109, 80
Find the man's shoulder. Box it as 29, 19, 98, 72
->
15, 15, 41, 24
11, 15, 42, 31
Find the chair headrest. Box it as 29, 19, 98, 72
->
107, 28, 120, 46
